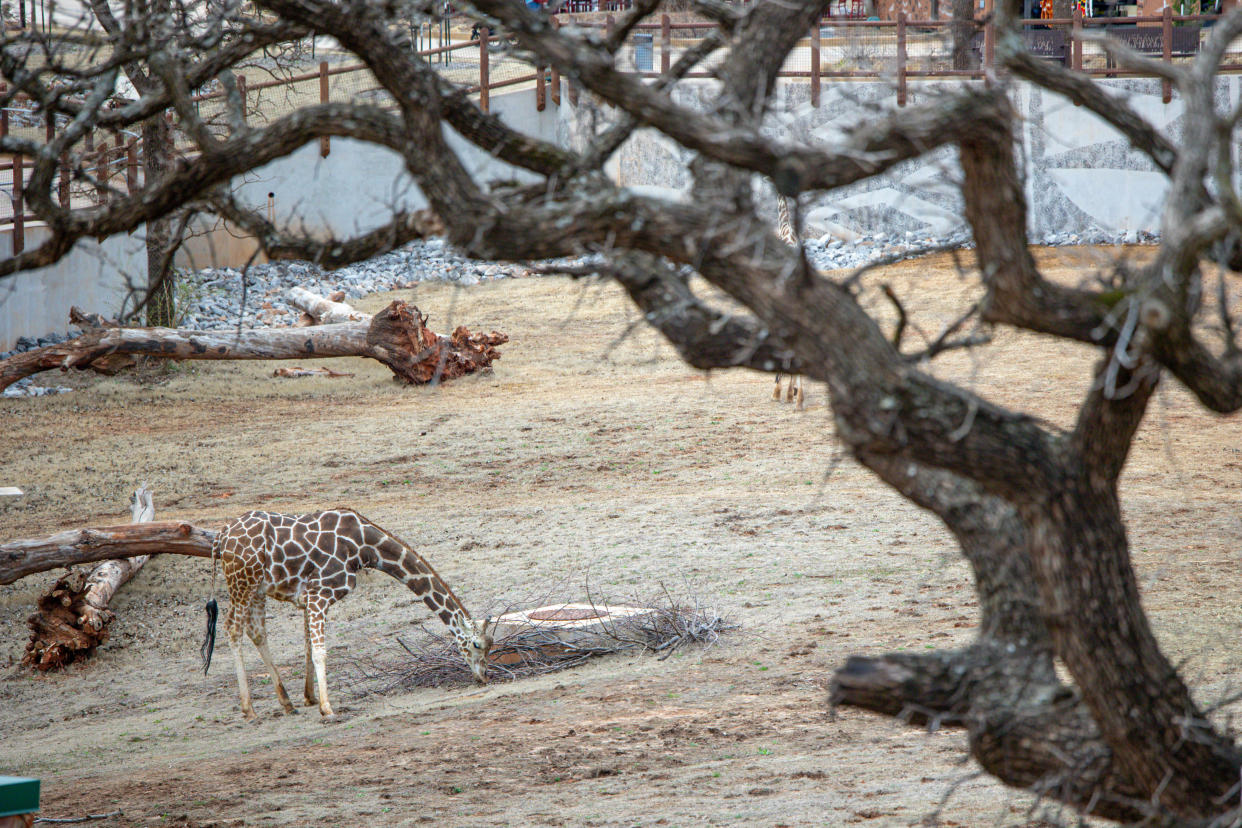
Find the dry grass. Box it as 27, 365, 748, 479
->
1, 251, 1240, 827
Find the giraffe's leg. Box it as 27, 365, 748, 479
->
785, 374, 797, 403
246, 592, 294, 715
305, 596, 334, 718
795, 376, 805, 410
226, 600, 255, 720
773, 373, 784, 401
303, 606, 317, 706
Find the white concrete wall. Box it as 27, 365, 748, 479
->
231, 88, 561, 237
0, 88, 558, 349
0, 226, 147, 351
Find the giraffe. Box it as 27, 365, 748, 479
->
773, 194, 805, 410
202, 508, 493, 719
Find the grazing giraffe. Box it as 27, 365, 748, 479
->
773, 195, 805, 410
202, 508, 493, 719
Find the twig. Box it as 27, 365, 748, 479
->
338, 586, 737, 695
35, 811, 124, 824
880, 283, 907, 349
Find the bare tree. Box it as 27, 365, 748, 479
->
1, 0, 1241, 820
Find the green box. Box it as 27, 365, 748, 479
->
0, 776, 40, 818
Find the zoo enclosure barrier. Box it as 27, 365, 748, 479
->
0, 8, 1234, 249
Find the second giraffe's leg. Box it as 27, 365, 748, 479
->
773, 373, 783, 401
226, 601, 255, 720
785, 374, 797, 403
246, 593, 295, 715
795, 376, 805, 410
302, 607, 317, 706
305, 596, 334, 717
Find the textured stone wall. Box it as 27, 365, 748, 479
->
558, 76, 1239, 241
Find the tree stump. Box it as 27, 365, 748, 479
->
23, 486, 155, 670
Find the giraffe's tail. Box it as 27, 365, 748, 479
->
201, 598, 218, 675
201, 532, 222, 675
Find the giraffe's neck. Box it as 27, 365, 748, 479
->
356, 517, 474, 641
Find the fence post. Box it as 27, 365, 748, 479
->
551, 17, 562, 105
479, 27, 490, 113
13, 149, 22, 254
319, 61, 331, 157
983, 0, 995, 68
1072, 5, 1083, 71
126, 139, 137, 194
566, 19, 579, 110
537, 62, 547, 111
811, 22, 821, 107
58, 151, 69, 208
606, 13, 614, 41
112, 131, 122, 194
1162, 5, 1172, 104
1, 101, 16, 254
44, 110, 53, 144
95, 142, 107, 201
237, 74, 247, 123
897, 12, 907, 107
661, 14, 671, 73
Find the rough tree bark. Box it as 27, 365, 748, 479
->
951, 0, 978, 70
24, 486, 157, 669
0, 299, 508, 391
143, 115, 176, 327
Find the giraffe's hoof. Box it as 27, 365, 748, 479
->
242, 711, 258, 722
282, 705, 298, 715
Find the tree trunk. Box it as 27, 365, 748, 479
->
143, 116, 176, 327
0, 300, 507, 391
0, 521, 216, 586
23, 487, 157, 669
951, 0, 978, 70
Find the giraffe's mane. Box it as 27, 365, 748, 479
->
331, 507, 473, 621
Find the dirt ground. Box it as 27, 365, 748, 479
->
2, 248, 1241, 827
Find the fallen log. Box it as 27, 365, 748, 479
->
0, 521, 216, 586
0, 300, 508, 392
287, 286, 368, 325
24, 486, 156, 669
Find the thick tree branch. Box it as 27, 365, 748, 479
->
959, 94, 1113, 344
594, 253, 803, 375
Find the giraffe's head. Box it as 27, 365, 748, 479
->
460, 617, 494, 685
